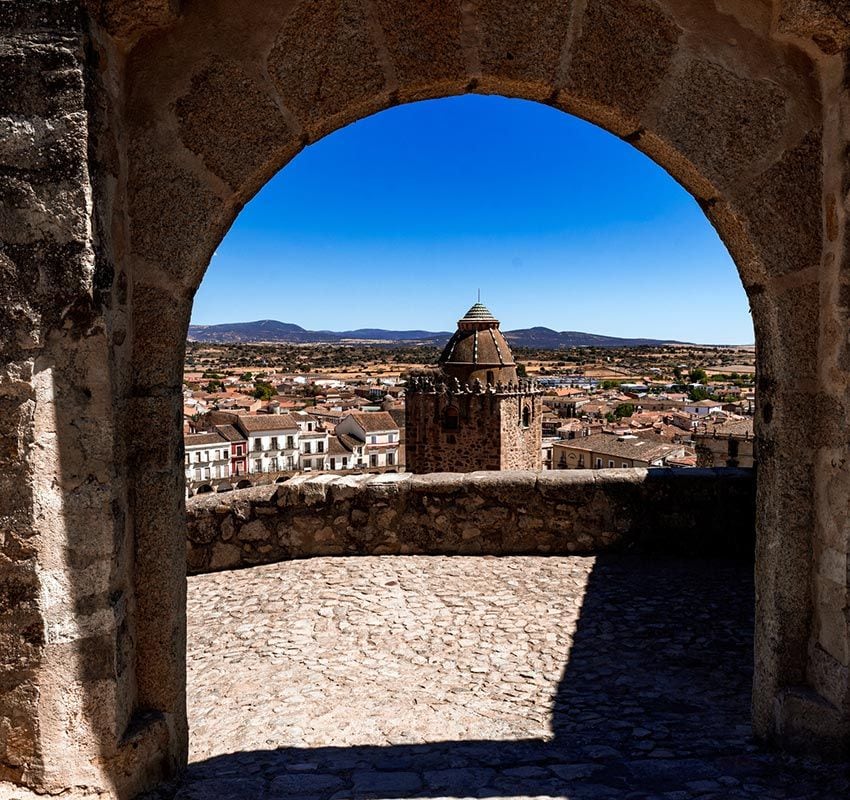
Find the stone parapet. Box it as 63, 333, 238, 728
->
406, 375, 544, 395
186, 468, 755, 574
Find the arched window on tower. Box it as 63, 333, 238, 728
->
486, 370, 495, 385
443, 405, 459, 431
522, 406, 530, 428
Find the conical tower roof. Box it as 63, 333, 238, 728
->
438, 301, 518, 386
459, 302, 497, 323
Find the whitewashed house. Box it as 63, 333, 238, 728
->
336, 411, 400, 470
235, 413, 300, 474
294, 413, 329, 471
184, 430, 231, 494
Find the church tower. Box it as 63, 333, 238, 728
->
405, 302, 543, 473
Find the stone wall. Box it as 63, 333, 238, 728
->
186, 468, 755, 574
500, 394, 544, 470
406, 388, 542, 473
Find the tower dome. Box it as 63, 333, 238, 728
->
438, 302, 518, 386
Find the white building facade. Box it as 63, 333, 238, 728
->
336, 411, 400, 470
236, 414, 301, 474
184, 431, 231, 493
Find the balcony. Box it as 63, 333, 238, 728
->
176, 469, 845, 799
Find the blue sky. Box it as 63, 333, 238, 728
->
193, 95, 752, 344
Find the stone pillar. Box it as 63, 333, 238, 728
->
750, 46, 850, 757
0, 4, 179, 797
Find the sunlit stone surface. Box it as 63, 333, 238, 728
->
148, 556, 849, 799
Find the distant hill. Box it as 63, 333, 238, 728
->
503, 327, 694, 348
188, 320, 696, 348
187, 320, 452, 344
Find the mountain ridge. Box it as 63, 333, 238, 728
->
187, 319, 702, 348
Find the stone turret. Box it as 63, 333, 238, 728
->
406, 301, 542, 473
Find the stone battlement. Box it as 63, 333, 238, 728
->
186, 468, 755, 574
405, 375, 544, 395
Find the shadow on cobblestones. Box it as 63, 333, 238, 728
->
148, 557, 849, 800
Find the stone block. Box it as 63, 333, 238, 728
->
237, 519, 270, 542
813, 572, 849, 665
129, 283, 191, 393
463, 469, 536, 504
773, 686, 850, 758
176, 59, 298, 191
563, 0, 679, 130
655, 60, 788, 190
777, 0, 850, 54
0, 0, 80, 33
770, 391, 845, 451
477, 0, 573, 99
409, 471, 468, 495
127, 132, 223, 287
209, 542, 242, 571
0, 34, 84, 119
773, 281, 819, 383
268, 0, 386, 139
736, 129, 822, 278
373, 0, 467, 101
85, 0, 179, 44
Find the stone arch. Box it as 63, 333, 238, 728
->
120, 0, 837, 785
4, 0, 849, 797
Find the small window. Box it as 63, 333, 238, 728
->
622, 462, 628, 468
608, 460, 614, 468
342, 457, 348, 468
522, 407, 530, 428
443, 405, 459, 431
486, 370, 495, 385
596, 458, 602, 468
317, 441, 324, 453
387, 452, 395, 466
370, 454, 378, 467
303, 442, 311, 454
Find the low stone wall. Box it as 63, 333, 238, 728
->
186, 468, 755, 574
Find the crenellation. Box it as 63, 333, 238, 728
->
406, 302, 544, 473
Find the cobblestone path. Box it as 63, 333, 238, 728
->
152, 555, 849, 799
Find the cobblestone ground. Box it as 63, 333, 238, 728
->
150, 555, 849, 799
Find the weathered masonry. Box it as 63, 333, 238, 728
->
185, 469, 756, 573
406, 302, 543, 473
2, 0, 850, 796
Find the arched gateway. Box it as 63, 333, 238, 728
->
2, 0, 850, 796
